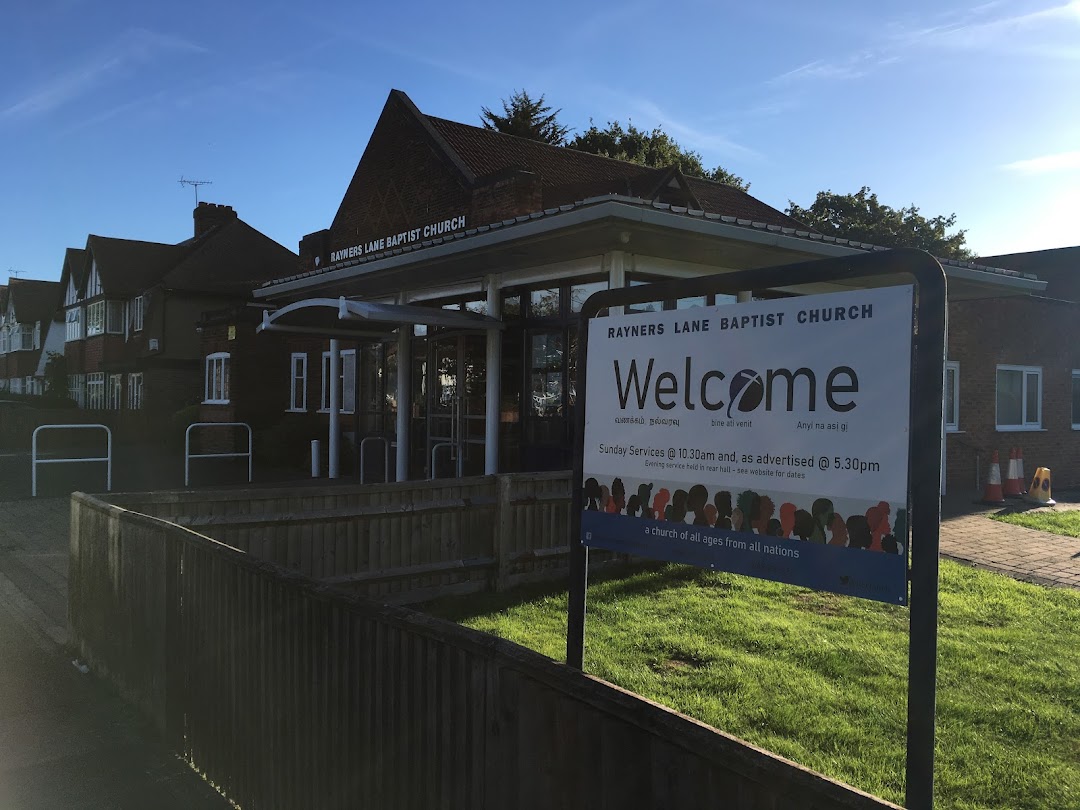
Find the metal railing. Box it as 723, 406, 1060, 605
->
185, 422, 252, 487
31, 424, 112, 497
430, 442, 454, 480
359, 436, 390, 484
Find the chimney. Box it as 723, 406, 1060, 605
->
193, 202, 238, 238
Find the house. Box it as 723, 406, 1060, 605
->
945, 245, 1080, 490
0, 278, 63, 395
61, 204, 297, 414
221, 89, 1042, 488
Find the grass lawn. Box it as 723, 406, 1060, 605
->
991, 508, 1080, 538
426, 560, 1080, 810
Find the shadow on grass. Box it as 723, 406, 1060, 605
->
421, 560, 730, 623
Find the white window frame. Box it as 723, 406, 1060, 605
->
204, 352, 231, 404
996, 364, 1042, 431
65, 306, 83, 342
288, 353, 308, 412
12, 324, 34, 352
86, 372, 105, 410
107, 373, 122, 410
68, 373, 86, 408
105, 301, 125, 334
944, 361, 959, 432
86, 300, 105, 337
132, 295, 144, 332
320, 349, 356, 414
128, 372, 144, 410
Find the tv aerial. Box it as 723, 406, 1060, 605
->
179, 176, 213, 205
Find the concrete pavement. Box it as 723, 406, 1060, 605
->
0, 498, 230, 809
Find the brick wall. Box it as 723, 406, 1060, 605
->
947, 296, 1080, 492
327, 97, 472, 263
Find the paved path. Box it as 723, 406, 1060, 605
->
940, 498, 1080, 589
0, 498, 230, 809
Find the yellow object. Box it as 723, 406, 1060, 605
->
1026, 467, 1055, 506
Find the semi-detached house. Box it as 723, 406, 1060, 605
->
60, 204, 296, 413
0, 278, 62, 395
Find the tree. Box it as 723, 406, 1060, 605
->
480, 90, 570, 146
568, 120, 749, 191
42, 351, 68, 402
785, 187, 974, 260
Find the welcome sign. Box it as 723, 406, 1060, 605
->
581, 285, 914, 604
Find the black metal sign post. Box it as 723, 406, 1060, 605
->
566, 249, 945, 810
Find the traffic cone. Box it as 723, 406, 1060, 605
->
982, 451, 1005, 505
1026, 467, 1055, 506
1016, 447, 1025, 493
1003, 447, 1023, 497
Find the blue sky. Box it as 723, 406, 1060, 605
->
3, 0, 1078, 281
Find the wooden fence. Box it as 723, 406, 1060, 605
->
69, 491, 900, 810
109, 473, 583, 603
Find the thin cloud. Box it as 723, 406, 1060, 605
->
1, 28, 205, 121
1002, 150, 1080, 174
768, 59, 867, 85
629, 98, 760, 160
769, 1, 1080, 86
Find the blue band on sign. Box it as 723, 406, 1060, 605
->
581, 511, 907, 605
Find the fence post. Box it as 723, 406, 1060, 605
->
494, 475, 513, 591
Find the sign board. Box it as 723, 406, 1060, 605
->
580, 286, 913, 604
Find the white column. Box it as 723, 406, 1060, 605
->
484, 275, 501, 475
607, 251, 626, 314
395, 315, 411, 483
329, 338, 340, 479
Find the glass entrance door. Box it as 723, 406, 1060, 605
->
428, 333, 486, 478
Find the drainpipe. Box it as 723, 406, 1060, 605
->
395, 292, 410, 482
484, 275, 501, 475
329, 338, 340, 479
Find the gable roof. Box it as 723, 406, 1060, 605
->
78, 212, 298, 300
161, 218, 298, 295
424, 111, 801, 227
8, 279, 61, 323
84, 235, 184, 297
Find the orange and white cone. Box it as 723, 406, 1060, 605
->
1016, 447, 1025, 493
1003, 447, 1023, 497
1026, 467, 1055, 506
982, 450, 1005, 504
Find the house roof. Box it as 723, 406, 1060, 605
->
84, 235, 184, 297
425, 112, 802, 228
8, 279, 61, 324
63, 248, 87, 289
79, 213, 297, 300
161, 218, 298, 295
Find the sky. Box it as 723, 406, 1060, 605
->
2, 0, 1079, 282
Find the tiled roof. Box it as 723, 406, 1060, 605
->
9, 279, 61, 323
162, 219, 298, 295
63, 247, 87, 288
85, 235, 184, 296
265, 194, 1036, 288
426, 115, 803, 228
